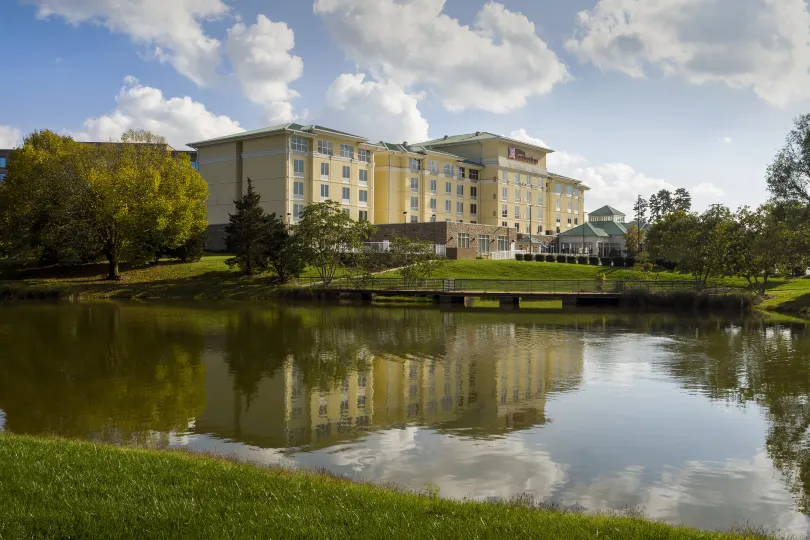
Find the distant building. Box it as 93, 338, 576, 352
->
555, 205, 651, 257
0, 148, 9, 181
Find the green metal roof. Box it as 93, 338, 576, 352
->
418, 132, 554, 153
594, 221, 628, 236
588, 205, 626, 217
377, 141, 481, 164
557, 223, 609, 238
188, 123, 367, 148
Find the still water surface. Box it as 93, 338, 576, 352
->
2, 303, 810, 536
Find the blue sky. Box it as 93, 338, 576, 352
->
2, 0, 809, 214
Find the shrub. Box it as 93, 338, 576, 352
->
576, 256, 588, 265
612, 256, 626, 268
523, 254, 534, 262
546, 254, 556, 262
168, 231, 207, 263
556, 255, 567, 263
589, 256, 600, 266
566, 256, 578, 264
534, 254, 544, 262
601, 258, 612, 267
624, 257, 636, 268
515, 253, 524, 261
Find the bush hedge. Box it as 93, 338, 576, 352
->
523, 254, 534, 262
576, 256, 588, 265
589, 256, 600, 266
624, 257, 636, 268
612, 256, 626, 268
556, 255, 567, 263
546, 254, 556, 262
515, 253, 524, 261
601, 258, 612, 267
535, 254, 544, 262
566, 256, 578, 264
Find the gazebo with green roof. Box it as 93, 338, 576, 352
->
556, 206, 649, 257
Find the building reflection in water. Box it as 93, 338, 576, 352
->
195, 312, 585, 450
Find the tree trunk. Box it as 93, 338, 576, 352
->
104, 247, 121, 281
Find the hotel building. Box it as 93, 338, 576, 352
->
188, 125, 588, 250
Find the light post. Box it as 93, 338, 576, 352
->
286, 212, 291, 232
403, 211, 407, 238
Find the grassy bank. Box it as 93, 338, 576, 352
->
0, 434, 773, 540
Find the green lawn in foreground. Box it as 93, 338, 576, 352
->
758, 277, 810, 313
0, 434, 773, 540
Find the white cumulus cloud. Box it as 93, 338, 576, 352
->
26, 0, 229, 86
313, 0, 569, 113
509, 129, 724, 214
566, 0, 810, 106
0, 126, 22, 148
72, 76, 244, 149
719, 136, 733, 144
225, 15, 304, 124
319, 73, 430, 143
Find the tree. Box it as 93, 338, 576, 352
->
296, 202, 374, 286
728, 205, 810, 294
264, 213, 306, 283
624, 223, 644, 257
632, 196, 648, 223
673, 188, 692, 212
767, 113, 810, 205
648, 189, 675, 222
225, 179, 273, 275
388, 235, 445, 286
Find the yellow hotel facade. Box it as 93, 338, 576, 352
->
189, 124, 587, 247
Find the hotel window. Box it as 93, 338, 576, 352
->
478, 235, 490, 254
359, 169, 368, 184
458, 233, 471, 249
411, 216, 419, 223
574, 188, 580, 198
501, 204, 508, 218
514, 206, 520, 219
555, 183, 562, 194
514, 190, 520, 203
291, 136, 308, 152
574, 217, 579, 225
498, 236, 509, 251
359, 190, 368, 206
501, 170, 508, 184
359, 210, 368, 221
574, 202, 579, 213
445, 182, 452, 195
568, 216, 572, 225
411, 196, 419, 210
514, 223, 519, 230
457, 184, 464, 197
526, 176, 532, 187
293, 203, 304, 223
320, 184, 329, 199
502, 221, 508, 227
556, 199, 561, 211
320, 162, 329, 179
358, 149, 371, 162
317, 140, 333, 155
469, 169, 479, 181
340, 144, 354, 159
445, 200, 452, 213
428, 160, 439, 174
0, 158, 7, 168
459, 167, 466, 179
430, 179, 437, 194
515, 172, 521, 185
344, 208, 351, 217
293, 159, 304, 177
556, 213, 561, 225
342, 187, 351, 204
411, 177, 419, 192
568, 201, 572, 212
501, 187, 508, 201
293, 181, 304, 200
470, 203, 477, 216
470, 186, 477, 200
409, 158, 421, 171
567, 185, 574, 196
444, 164, 453, 177
430, 198, 437, 211
456, 202, 463, 215
342, 166, 351, 182
538, 193, 543, 205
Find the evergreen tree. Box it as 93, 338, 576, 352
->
673, 188, 692, 212
225, 179, 273, 275
265, 213, 306, 283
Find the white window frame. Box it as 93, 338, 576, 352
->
456, 202, 463, 215
470, 186, 477, 200
515, 190, 520, 203
409, 158, 420, 172
358, 148, 371, 163
342, 187, 351, 204
501, 204, 508, 218
470, 169, 479, 181
320, 162, 329, 180
340, 144, 354, 159
444, 164, 453, 177
291, 136, 308, 153
317, 140, 333, 156
358, 210, 368, 221
430, 179, 437, 194
470, 203, 477, 216
514, 206, 520, 219
410, 177, 419, 192
359, 169, 368, 184
502, 187, 508, 201
293, 159, 305, 178
293, 203, 304, 223
411, 196, 419, 211
458, 232, 471, 249
445, 182, 452, 195
320, 184, 329, 200
293, 181, 305, 200
342, 166, 351, 183
429, 198, 437, 211
501, 170, 508, 184
478, 234, 490, 254
359, 189, 368, 206
445, 200, 451, 214
428, 160, 439, 174
457, 184, 464, 198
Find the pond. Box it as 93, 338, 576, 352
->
1, 303, 809, 536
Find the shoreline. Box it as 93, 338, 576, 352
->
0, 433, 778, 540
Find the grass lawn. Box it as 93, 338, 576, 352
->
0, 434, 774, 540
0, 255, 334, 300
382, 260, 754, 286
758, 277, 810, 313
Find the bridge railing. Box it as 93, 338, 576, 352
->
306, 278, 705, 294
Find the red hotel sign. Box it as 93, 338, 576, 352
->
508, 147, 539, 165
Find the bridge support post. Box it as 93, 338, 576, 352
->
463, 297, 475, 308
499, 296, 521, 309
